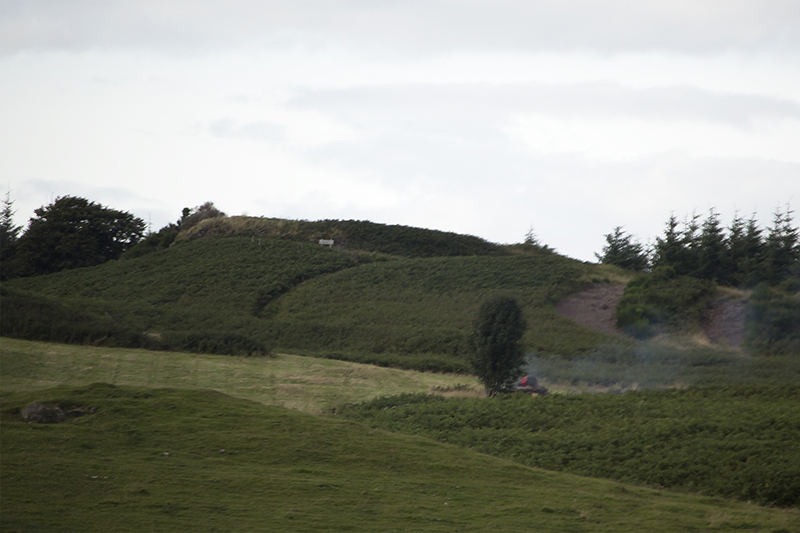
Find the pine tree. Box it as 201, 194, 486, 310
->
0, 190, 22, 254
762, 206, 799, 284
680, 211, 702, 277
0, 191, 23, 279
596, 226, 649, 271
696, 209, 727, 283
653, 214, 685, 271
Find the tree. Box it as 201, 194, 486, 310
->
469, 296, 527, 397
652, 213, 684, 272
761, 206, 799, 284
696, 208, 727, 283
0, 191, 23, 279
12, 196, 146, 277
0, 191, 21, 255
596, 226, 649, 271
179, 201, 226, 231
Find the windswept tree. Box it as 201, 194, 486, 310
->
469, 296, 527, 397
596, 226, 649, 271
12, 196, 146, 277
179, 201, 226, 231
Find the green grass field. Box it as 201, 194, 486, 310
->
3, 338, 800, 531
0, 338, 480, 415
3, 382, 799, 532
2, 217, 799, 530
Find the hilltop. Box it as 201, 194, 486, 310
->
2, 215, 622, 372
2, 214, 795, 384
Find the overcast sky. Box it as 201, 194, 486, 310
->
2, 1, 798, 262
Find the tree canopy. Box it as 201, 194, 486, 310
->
596, 226, 648, 271
604, 206, 798, 287
470, 296, 527, 396
10, 196, 145, 277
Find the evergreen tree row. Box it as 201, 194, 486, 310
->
598, 207, 799, 287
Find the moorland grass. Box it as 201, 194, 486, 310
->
175, 215, 507, 258
3, 234, 618, 372
3, 383, 799, 532
0, 338, 480, 415
269, 253, 611, 356
335, 386, 800, 508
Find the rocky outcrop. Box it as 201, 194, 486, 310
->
21, 402, 65, 424
20, 402, 96, 423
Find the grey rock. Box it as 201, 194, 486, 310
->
21, 402, 65, 423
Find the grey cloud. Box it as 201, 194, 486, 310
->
3, 1, 799, 55
210, 118, 286, 141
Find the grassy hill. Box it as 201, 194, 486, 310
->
173, 215, 508, 257
2, 217, 619, 372
3, 382, 799, 532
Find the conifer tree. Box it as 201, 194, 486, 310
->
653, 214, 684, 271
0, 191, 21, 256
696, 209, 727, 283
762, 206, 799, 284
596, 226, 649, 271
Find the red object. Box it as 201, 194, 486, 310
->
520, 376, 528, 386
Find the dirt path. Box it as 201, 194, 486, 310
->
554, 284, 625, 336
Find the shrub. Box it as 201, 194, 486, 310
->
746, 282, 800, 355
616, 267, 716, 338
470, 296, 527, 396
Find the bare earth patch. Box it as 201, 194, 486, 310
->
702, 297, 747, 348
556, 284, 748, 349
555, 284, 625, 336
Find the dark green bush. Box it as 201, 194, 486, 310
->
0, 286, 146, 348
616, 266, 716, 338
157, 330, 270, 357
746, 283, 800, 355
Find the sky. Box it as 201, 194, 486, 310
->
1, 1, 799, 262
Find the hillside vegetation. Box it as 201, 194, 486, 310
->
3, 218, 618, 372
0, 338, 480, 415
3, 383, 799, 532
3, 213, 798, 375
173, 215, 508, 257
336, 387, 800, 508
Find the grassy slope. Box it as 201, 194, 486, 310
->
3, 383, 798, 533
174, 215, 507, 258
0, 338, 481, 415
4, 236, 359, 340
271, 253, 609, 356
4, 226, 618, 370
336, 387, 800, 507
